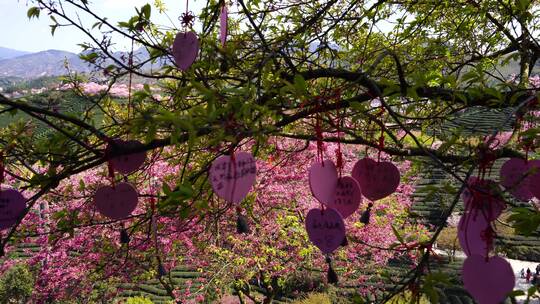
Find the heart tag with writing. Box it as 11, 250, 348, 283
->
305, 208, 345, 254
0, 189, 26, 230
500, 158, 535, 201
458, 213, 493, 257
461, 177, 505, 221
94, 182, 138, 220
352, 157, 400, 201
220, 5, 228, 47
209, 152, 256, 204
308, 160, 338, 205
108, 139, 147, 175
172, 31, 200, 71
462, 255, 515, 304
327, 176, 362, 219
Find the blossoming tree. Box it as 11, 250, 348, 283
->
0, 0, 540, 303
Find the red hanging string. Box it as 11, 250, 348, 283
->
481, 224, 496, 261
376, 107, 385, 162
315, 110, 324, 165
315, 96, 326, 209
334, 91, 344, 177
107, 162, 116, 188
364, 117, 373, 156
228, 144, 237, 203
104, 139, 116, 189
0, 153, 4, 188
127, 40, 134, 123
477, 142, 496, 181
149, 160, 156, 213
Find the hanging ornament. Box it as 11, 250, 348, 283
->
351, 157, 400, 201
157, 263, 167, 277
305, 208, 345, 254
236, 206, 250, 234
340, 235, 349, 247
236, 214, 250, 234
457, 212, 494, 257
359, 202, 373, 225
93, 182, 138, 220
462, 255, 515, 304
325, 256, 338, 284
209, 151, 257, 204
325, 107, 361, 219
327, 176, 362, 219
461, 177, 505, 221
308, 160, 338, 205
220, 3, 228, 47
172, 32, 200, 71
120, 228, 130, 244
107, 139, 147, 175
0, 189, 26, 230
172, 0, 199, 71
500, 158, 537, 201
0, 155, 25, 230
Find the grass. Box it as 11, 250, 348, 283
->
291, 293, 331, 304
388, 291, 430, 304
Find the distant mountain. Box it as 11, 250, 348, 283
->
0, 47, 167, 79
0, 47, 30, 60
0, 49, 92, 79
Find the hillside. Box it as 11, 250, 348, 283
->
0, 47, 166, 79
0, 49, 92, 78
0, 47, 30, 60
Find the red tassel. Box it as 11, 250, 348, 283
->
325, 256, 338, 284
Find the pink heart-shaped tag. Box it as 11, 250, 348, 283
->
305, 208, 345, 254
461, 177, 505, 221
500, 158, 535, 201
462, 255, 515, 304
308, 160, 338, 205
108, 139, 147, 175
458, 213, 493, 257
93, 182, 138, 220
327, 176, 362, 219
351, 157, 400, 201
220, 5, 228, 47
209, 152, 257, 203
172, 31, 200, 71
0, 189, 26, 230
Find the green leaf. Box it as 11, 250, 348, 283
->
293, 74, 307, 96
528, 285, 537, 297
92, 21, 102, 29
517, 0, 530, 12
177, 183, 193, 198
391, 224, 405, 244
508, 207, 540, 235
179, 206, 190, 219
118, 21, 130, 28
507, 290, 525, 297
27, 7, 40, 19
162, 183, 172, 195
141, 3, 151, 19
79, 52, 99, 63
50, 24, 58, 36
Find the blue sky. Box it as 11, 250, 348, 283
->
0, 0, 204, 53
